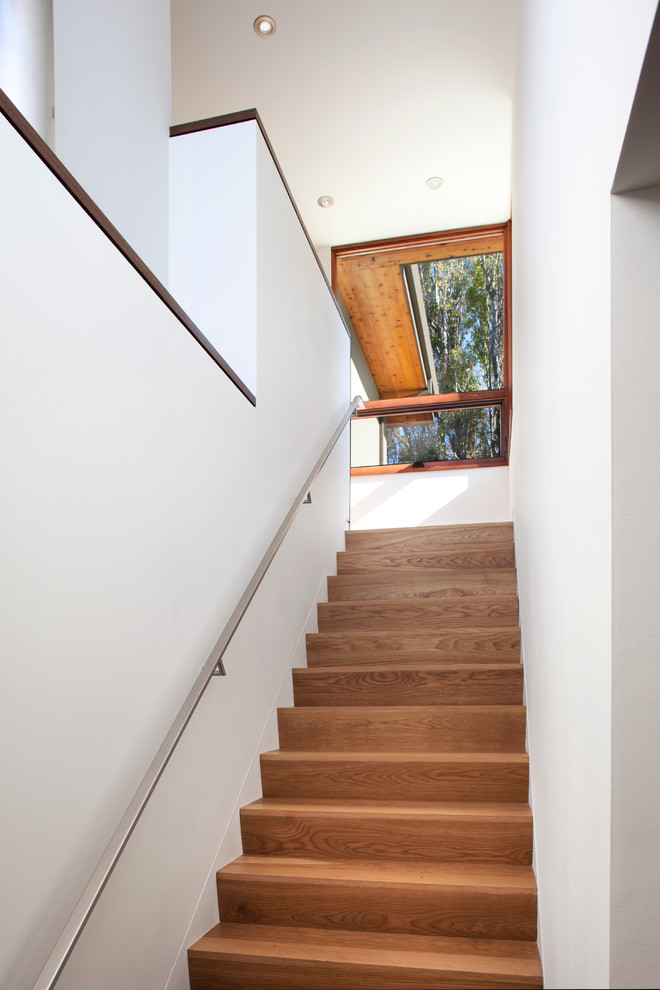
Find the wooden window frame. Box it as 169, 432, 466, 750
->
332, 222, 512, 474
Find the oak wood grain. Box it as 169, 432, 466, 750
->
328, 569, 517, 601
345, 522, 513, 552
292, 665, 523, 707
189, 924, 542, 990
217, 856, 537, 942
259, 751, 530, 802
190, 519, 539, 990
240, 798, 532, 864
317, 597, 519, 632
305, 629, 521, 666
337, 545, 516, 574
277, 705, 527, 753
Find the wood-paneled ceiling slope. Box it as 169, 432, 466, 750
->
333, 226, 506, 401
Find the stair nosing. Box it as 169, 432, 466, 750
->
241, 798, 533, 819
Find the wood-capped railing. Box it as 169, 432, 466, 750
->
0, 87, 257, 403
170, 108, 349, 339
1, 92, 351, 405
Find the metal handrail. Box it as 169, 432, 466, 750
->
32, 396, 363, 990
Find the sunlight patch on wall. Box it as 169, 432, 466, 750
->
351, 473, 469, 530
350, 466, 509, 530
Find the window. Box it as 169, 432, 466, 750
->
332, 223, 511, 472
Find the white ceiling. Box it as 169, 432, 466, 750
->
171, 0, 518, 261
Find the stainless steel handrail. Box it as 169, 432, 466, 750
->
32, 396, 363, 990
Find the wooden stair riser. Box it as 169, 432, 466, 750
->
240, 804, 533, 864
306, 629, 521, 666
344, 522, 514, 553
337, 545, 516, 575
189, 924, 543, 990
189, 924, 542, 990
277, 706, 527, 753
328, 570, 517, 601
217, 872, 537, 942
292, 666, 523, 707
259, 752, 530, 802
318, 597, 519, 633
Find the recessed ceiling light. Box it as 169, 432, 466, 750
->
254, 15, 276, 36
317, 195, 335, 208
426, 176, 444, 190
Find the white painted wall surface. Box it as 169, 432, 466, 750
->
52, 0, 171, 281
341, 298, 380, 467
610, 187, 660, 990
350, 466, 509, 530
56, 434, 350, 990
0, 0, 53, 141
350, 415, 381, 469
511, 1, 656, 986
169, 122, 257, 396
349, 323, 378, 404
0, 115, 348, 990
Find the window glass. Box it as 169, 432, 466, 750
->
351, 405, 502, 468
416, 252, 504, 393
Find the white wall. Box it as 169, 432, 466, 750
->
511, 1, 656, 986
55, 432, 350, 990
52, 0, 171, 281
351, 466, 509, 529
340, 297, 381, 467
349, 326, 378, 404
169, 122, 258, 396
610, 188, 660, 990
0, 113, 349, 990
0, 0, 53, 140
350, 414, 381, 469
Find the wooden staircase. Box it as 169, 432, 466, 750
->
188, 521, 543, 989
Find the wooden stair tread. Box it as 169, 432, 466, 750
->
306, 628, 521, 665
317, 596, 519, 631
219, 854, 537, 891
292, 660, 522, 677
345, 522, 513, 552
261, 750, 530, 764
190, 922, 543, 986
332, 568, 517, 582
193, 921, 541, 964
